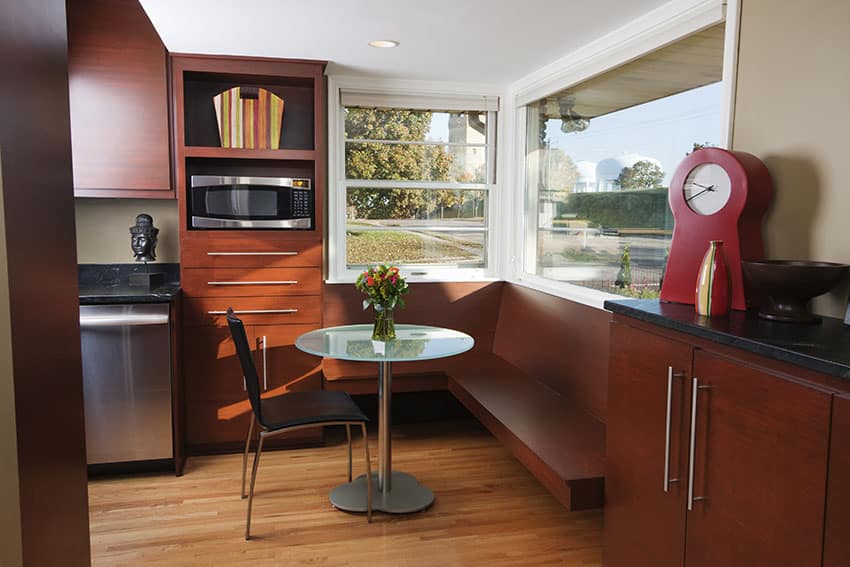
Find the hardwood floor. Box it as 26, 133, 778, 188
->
88, 419, 603, 566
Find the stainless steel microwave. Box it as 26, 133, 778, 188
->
190, 175, 313, 229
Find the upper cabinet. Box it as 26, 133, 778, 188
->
170, 55, 325, 238
68, 0, 173, 197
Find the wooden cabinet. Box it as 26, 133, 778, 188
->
605, 323, 691, 567
67, 0, 172, 197
183, 323, 322, 450
685, 350, 830, 567
175, 56, 326, 454
824, 394, 850, 566
606, 322, 833, 567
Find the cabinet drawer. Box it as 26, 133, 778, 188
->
182, 267, 321, 297
181, 237, 322, 268
184, 296, 321, 327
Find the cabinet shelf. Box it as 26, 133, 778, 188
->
183, 146, 315, 161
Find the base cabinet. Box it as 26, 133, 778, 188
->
183, 322, 322, 452
824, 395, 850, 566
605, 322, 832, 567
605, 323, 691, 567
685, 350, 830, 567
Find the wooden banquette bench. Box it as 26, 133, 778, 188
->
322, 282, 610, 511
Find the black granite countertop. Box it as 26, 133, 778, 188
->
78, 263, 180, 305
605, 299, 850, 380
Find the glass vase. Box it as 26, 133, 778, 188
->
372, 305, 396, 341
695, 240, 731, 317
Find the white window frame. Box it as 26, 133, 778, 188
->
504, 0, 739, 310
326, 76, 504, 283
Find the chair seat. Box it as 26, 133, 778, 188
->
259, 390, 368, 431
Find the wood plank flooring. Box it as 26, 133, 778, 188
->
88, 419, 603, 566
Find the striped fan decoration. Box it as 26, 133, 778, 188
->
213, 86, 285, 149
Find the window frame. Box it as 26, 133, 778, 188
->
327, 77, 503, 283
506, 0, 739, 309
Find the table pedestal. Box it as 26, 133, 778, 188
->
329, 360, 435, 514
329, 471, 434, 514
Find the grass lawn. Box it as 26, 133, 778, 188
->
347, 230, 480, 265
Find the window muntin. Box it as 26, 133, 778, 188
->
341, 106, 494, 274
522, 25, 725, 299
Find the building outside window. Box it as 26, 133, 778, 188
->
523, 24, 726, 299
331, 91, 498, 281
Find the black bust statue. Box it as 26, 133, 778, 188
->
129, 213, 159, 263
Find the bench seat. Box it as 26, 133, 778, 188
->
446, 354, 605, 511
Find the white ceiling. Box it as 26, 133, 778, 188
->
140, 0, 669, 85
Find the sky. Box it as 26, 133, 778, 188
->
426, 82, 721, 186
544, 82, 723, 185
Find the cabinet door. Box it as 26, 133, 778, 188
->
255, 324, 323, 394
183, 323, 323, 451
183, 325, 254, 448
605, 323, 693, 567
68, 0, 171, 195
685, 351, 831, 567
824, 394, 850, 567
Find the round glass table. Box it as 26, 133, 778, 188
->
296, 324, 474, 514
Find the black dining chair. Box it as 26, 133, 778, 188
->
225, 308, 372, 539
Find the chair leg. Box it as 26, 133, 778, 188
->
241, 414, 256, 499
360, 422, 372, 523
245, 433, 265, 540
346, 423, 353, 482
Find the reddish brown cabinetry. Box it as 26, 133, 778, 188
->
606, 322, 833, 567
183, 323, 321, 451
67, 0, 172, 197
685, 350, 830, 567
175, 56, 326, 454
824, 394, 850, 567
605, 323, 691, 567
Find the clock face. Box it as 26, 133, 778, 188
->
683, 163, 732, 215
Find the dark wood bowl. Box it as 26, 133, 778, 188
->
742, 260, 849, 323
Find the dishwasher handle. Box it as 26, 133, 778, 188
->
80, 313, 170, 328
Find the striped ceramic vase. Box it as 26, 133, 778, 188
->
695, 240, 731, 317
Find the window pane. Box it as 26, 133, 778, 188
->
345, 142, 486, 183
527, 83, 722, 298
345, 108, 487, 144
346, 187, 487, 268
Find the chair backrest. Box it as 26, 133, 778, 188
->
225, 308, 263, 423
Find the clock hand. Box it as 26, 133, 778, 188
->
691, 182, 714, 190
685, 185, 716, 202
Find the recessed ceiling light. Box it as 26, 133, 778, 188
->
369, 40, 399, 48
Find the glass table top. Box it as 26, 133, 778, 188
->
295, 324, 475, 362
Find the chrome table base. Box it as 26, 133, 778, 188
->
330, 471, 434, 514
330, 359, 435, 515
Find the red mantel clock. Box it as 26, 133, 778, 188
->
660, 148, 773, 310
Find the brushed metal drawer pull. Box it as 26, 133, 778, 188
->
207, 280, 298, 285
207, 309, 299, 315
664, 366, 686, 493
207, 252, 299, 256
261, 335, 268, 391
687, 377, 712, 511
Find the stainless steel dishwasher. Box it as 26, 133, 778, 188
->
79, 303, 173, 465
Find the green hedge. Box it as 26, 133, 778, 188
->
562, 189, 672, 230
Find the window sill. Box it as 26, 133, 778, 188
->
508, 273, 622, 311
326, 273, 500, 285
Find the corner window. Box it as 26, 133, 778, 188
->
330, 91, 498, 281
522, 24, 725, 299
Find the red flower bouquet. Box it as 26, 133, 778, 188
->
355, 264, 409, 340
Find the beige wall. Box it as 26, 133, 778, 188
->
75, 198, 179, 263
0, 153, 23, 567
733, 0, 850, 317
